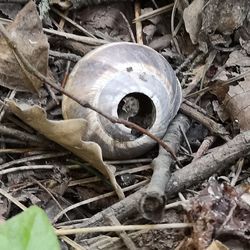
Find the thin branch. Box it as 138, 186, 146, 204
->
133, 3, 174, 22
30, 177, 71, 221
120, 11, 136, 43
53, 180, 148, 223
0, 152, 68, 170
104, 214, 137, 250
43, 28, 108, 46
0, 23, 180, 165
55, 223, 192, 235
134, 0, 143, 44
186, 69, 250, 98
0, 165, 55, 175
51, 8, 96, 39
0, 188, 26, 211
60, 236, 87, 250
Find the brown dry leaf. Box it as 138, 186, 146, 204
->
188, 179, 250, 249
6, 100, 124, 199
215, 50, 250, 131
75, 2, 133, 42
209, 81, 229, 102
197, 0, 249, 52
222, 75, 250, 131
206, 241, 229, 250
183, 0, 204, 44
0, 1, 48, 92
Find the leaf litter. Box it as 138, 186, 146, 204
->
0, 0, 250, 249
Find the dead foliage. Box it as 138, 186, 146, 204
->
0, 0, 250, 249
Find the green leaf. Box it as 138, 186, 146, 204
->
0, 206, 60, 250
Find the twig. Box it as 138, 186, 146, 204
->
55, 223, 192, 235
0, 124, 48, 146
60, 236, 86, 250
30, 177, 71, 221
171, 0, 178, 38
105, 158, 152, 165
7, 114, 34, 134
49, 50, 81, 62
68, 165, 152, 186
186, 69, 250, 98
0, 152, 68, 170
171, 0, 181, 54
58, 9, 68, 29
0, 188, 26, 211
183, 99, 216, 120
199, 50, 217, 91
51, 8, 96, 39
0, 137, 29, 146
180, 102, 230, 141
139, 115, 190, 221
134, 0, 143, 44
73, 131, 250, 240
0, 148, 47, 154
0, 23, 180, 165
133, 3, 174, 22
120, 11, 136, 43
192, 135, 216, 161
165, 131, 250, 195
231, 158, 244, 186
43, 28, 108, 46
44, 82, 59, 105
0, 90, 16, 121
175, 49, 200, 74
104, 214, 137, 250
53, 180, 148, 223
165, 200, 186, 210
179, 124, 192, 154
116, 164, 152, 176
0, 165, 55, 175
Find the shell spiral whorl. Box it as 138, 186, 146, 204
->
62, 42, 182, 160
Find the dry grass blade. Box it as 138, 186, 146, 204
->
134, 0, 143, 44
43, 28, 108, 46
53, 180, 148, 223
186, 69, 250, 98
51, 8, 96, 39
0, 152, 68, 170
0, 188, 26, 211
133, 3, 174, 22
0, 165, 55, 175
55, 223, 193, 235
60, 236, 87, 250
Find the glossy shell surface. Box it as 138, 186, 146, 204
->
62, 42, 182, 159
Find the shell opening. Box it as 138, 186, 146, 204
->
117, 92, 156, 138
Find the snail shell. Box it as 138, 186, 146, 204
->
62, 42, 182, 160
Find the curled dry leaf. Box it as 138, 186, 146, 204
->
6, 100, 124, 199
185, 0, 249, 52
219, 51, 250, 131
187, 179, 250, 249
0, 1, 48, 92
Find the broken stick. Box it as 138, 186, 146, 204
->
74, 130, 250, 243
139, 114, 190, 221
